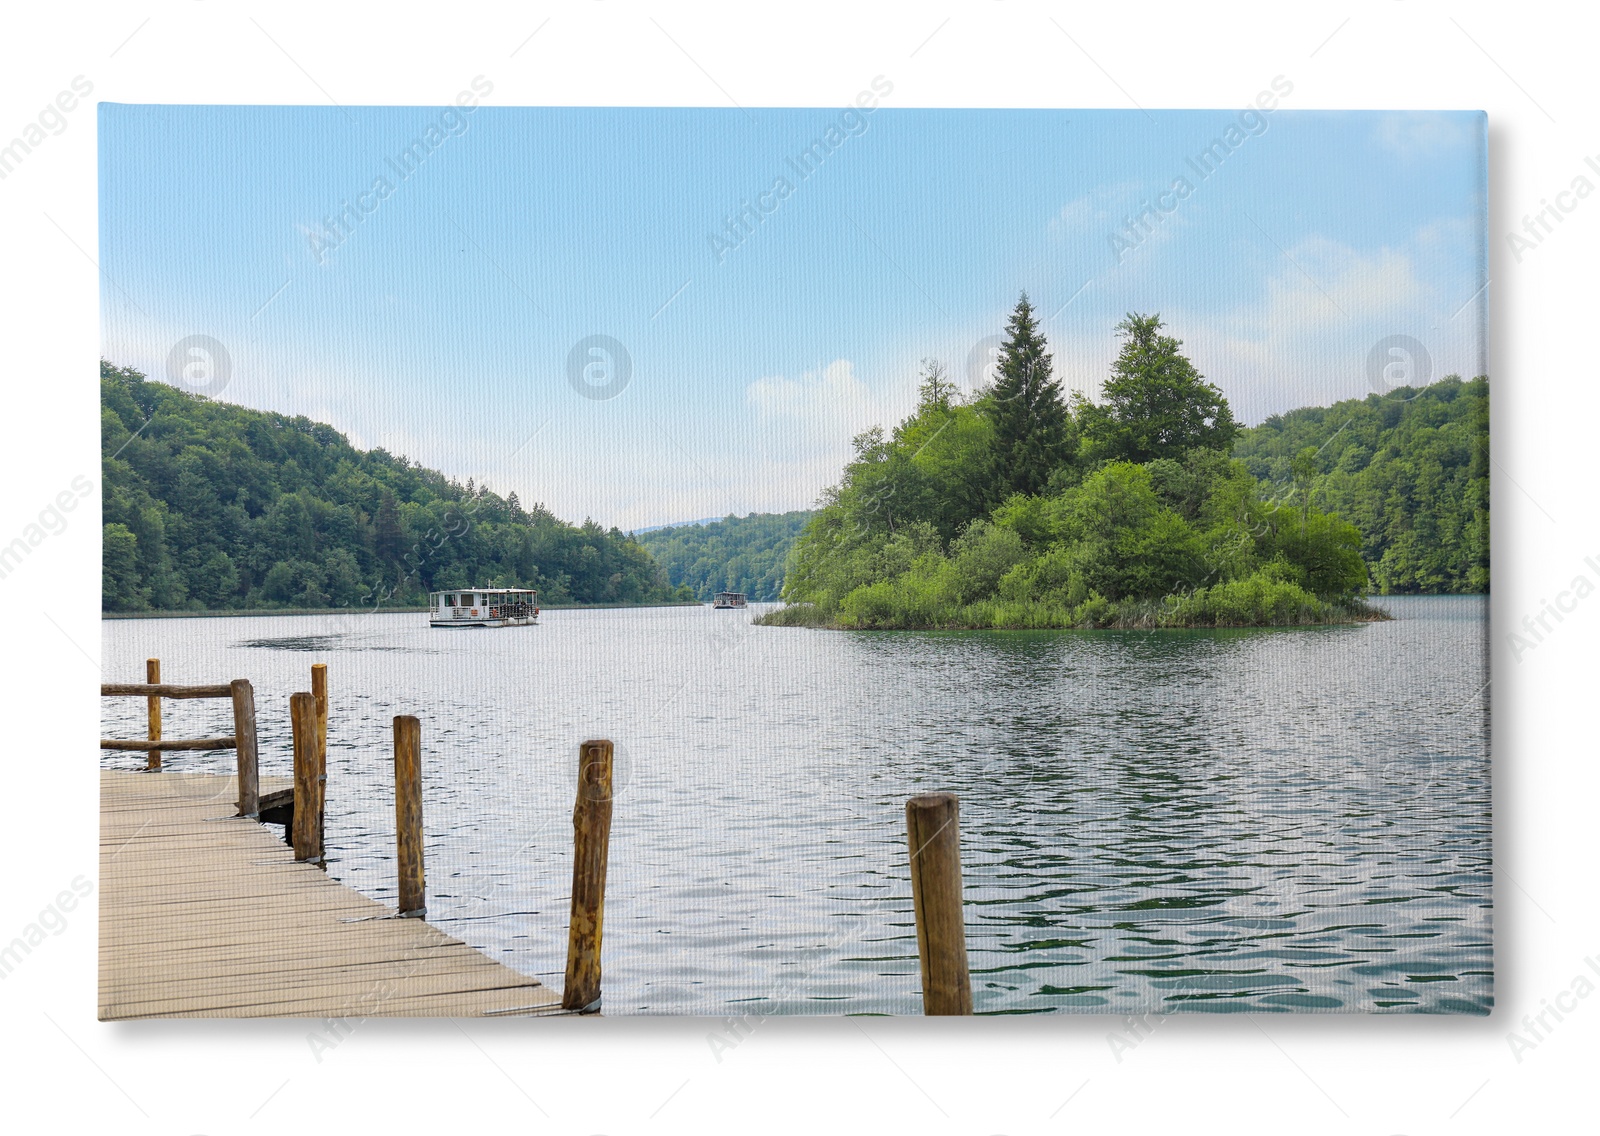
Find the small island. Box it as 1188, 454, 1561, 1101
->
759, 297, 1479, 631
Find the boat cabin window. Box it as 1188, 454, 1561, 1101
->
444, 595, 456, 607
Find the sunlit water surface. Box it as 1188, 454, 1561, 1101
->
102, 596, 1490, 1015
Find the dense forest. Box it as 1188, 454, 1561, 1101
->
633, 512, 812, 601
1233, 378, 1488, 593
100, 362, 691, 612
760, 296, 1488, 630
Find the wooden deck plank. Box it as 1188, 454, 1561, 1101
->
102, 967, 554, 1011
97, 952, 527, 996
99, 770, 568, 1020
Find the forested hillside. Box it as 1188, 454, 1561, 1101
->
633, 512, 812, 601
100, 362, 691, 612
1233, 377, 1488, 593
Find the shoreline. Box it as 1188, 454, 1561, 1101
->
102, 600, 708, 620
755, 615, 1392, 631
750, 596, 1468, 632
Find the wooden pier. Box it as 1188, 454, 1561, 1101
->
99, 655, 973, 1017
98, 770, 568, 1019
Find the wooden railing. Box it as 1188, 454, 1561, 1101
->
103, 654, 629, 1012
101, 658, 261, 817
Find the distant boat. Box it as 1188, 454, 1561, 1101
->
712, 592, 748, 610
430, 588, 539, 628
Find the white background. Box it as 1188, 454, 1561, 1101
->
0, 2, 1590, 1133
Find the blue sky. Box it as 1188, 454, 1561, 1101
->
100, 101, 1486, 530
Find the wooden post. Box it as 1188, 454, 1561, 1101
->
230, 679, 260, 817
311, 663, 328, 843
290, 692, 324, 865
145, 658, 161, 770
393, 715, 424, 917
562, 739, 613, 1012
311, 662, 328, 759
906, 792, 973, 1016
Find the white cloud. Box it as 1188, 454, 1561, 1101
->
1053, 195, 1099, 231
741, 358, 920, 512
1250, 236, 1429, 331
745, 357, 919, 445
747, 358, 873, 422
1168, 231, 1483, 422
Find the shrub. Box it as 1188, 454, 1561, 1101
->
1161, 569, 1327, 626
949, 520, 1028, 602
753, 603, 834, 628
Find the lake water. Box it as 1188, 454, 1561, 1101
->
101, 596, 1491, 1015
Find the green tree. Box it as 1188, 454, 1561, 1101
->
373, 489, 405, 569
1080, 313, 1237, 464
1266, 507, 1368, 598
260, 560, 300, 603
103, 523, 144, 610
191, 550, 240, 609
322, 548, 365, 606
1056, 463, 1207, 601
985, 293, 1072, 498
1289, 445, 1318, 535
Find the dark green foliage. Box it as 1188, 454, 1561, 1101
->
984, 293, 1074, 498
99, 361, 689, 612
1232, 376, 1488, 593
633, 511, 812, 601
102, 522, 142, 610
1078, 314, 1237, 464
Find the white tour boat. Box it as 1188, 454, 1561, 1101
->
430, 588, 539, 628
712, 591, 748, 609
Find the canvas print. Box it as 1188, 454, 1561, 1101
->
96, 92, 1489, 1019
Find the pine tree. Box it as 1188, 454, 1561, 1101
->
985, 292, 1071, 497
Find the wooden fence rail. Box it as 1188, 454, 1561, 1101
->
100, 737, 238, 752
101, 683, 234, 699
100, 660, 263, 817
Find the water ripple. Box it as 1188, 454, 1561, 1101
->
101, 595, 1489, 1014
